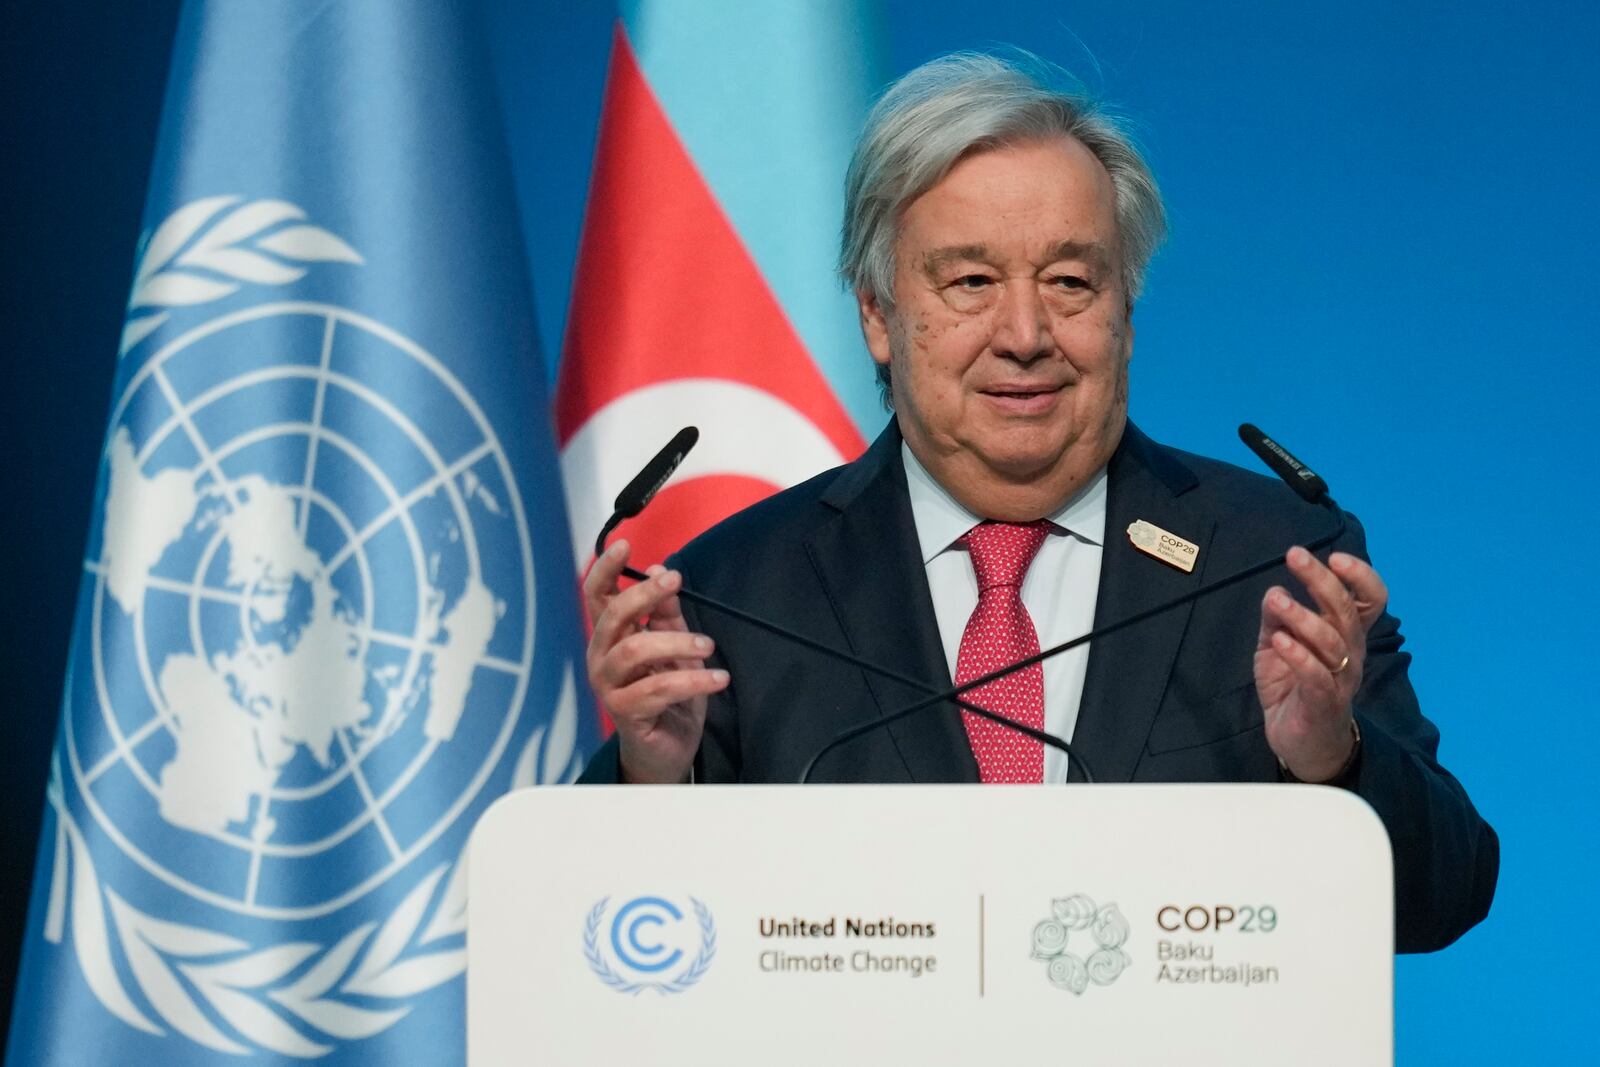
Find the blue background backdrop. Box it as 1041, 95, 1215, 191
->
2, 2, 1594, 1059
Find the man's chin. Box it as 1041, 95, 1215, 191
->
973, 427, 1120, 489
973, 448, 1076, 487
969, 429, 1078, 477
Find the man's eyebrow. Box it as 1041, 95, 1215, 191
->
921, 241, 1114, 273
921, 245, 993, 272
1044, 240, 1113, 271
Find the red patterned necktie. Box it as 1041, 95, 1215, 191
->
955, 521, 1052, 783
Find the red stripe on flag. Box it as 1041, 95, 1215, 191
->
556, 24, 865, 464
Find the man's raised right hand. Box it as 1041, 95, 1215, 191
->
583, 540, 729, 783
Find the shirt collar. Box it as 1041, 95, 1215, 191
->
901, 441, 1108, 565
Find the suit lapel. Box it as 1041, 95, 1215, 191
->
1073, 424, 1214, 782
804, 424, 979, 783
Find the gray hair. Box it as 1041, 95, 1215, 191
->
839, 52, 1167, 402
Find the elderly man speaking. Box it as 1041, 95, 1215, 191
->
577, 53, 1497, 953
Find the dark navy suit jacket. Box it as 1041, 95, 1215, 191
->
580, 421, 1498, 952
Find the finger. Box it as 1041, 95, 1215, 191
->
1261, 586, 1349, 675
592, 568, 686, 656
603, 630, 714, 687
1329, 552, 1389, 627
609, 668, 731, 724
1267, 630, 1341, 711
638, 564, 691, 632
583, 539, 630, 624
635, 563, 690, 633
644, 567, 689, 631
1285, 546, 1359, 642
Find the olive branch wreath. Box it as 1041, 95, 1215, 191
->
583, 897, 717, 996
119, 195, 363, 357
40, 668, 583, 1057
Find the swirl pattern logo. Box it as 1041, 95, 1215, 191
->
584, 896, 717, 995
41, 197, 581, 1057
1030, 895, 1132, 994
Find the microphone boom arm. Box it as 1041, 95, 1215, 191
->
599, 554, 1086, 781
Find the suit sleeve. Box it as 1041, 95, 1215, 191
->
1337, 513, 1499, 953
575, 734, 625, 784
680, 572, 742, 782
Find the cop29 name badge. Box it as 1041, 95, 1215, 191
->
584, 896, 717, 995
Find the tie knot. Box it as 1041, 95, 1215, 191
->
961, 520, 1052, 592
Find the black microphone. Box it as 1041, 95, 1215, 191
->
593, 426, 700, 557
798, 425, 1347, 783
592, 429, 1093, 780
1238, 423, 1328, 504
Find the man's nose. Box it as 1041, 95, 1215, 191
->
990, 279, 1051, 362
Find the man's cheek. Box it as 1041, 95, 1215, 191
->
933, 315, 993, 357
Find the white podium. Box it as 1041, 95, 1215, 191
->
468, 785, 1392, 1066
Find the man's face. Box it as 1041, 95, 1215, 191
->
859, 136, 1132, 520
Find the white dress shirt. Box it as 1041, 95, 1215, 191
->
902, 443, 1107, 783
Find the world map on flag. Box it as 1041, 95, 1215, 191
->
97, 427, 497, 846
69, 303, 540, 921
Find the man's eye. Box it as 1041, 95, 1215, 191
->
1051, 275, 1090, 290
953, 275, 992, 289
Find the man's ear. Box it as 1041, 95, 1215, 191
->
857, 287, 893, 368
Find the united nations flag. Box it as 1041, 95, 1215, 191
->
6, 3, 597, 1062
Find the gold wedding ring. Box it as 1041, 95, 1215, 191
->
1331, 653, 1351, 675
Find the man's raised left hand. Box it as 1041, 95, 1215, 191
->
1255, 546, 1389, 782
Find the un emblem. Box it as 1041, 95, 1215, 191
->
42, 196, 580, 1057
584, 896, 717, 995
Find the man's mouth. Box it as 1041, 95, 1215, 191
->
979, 384, 1063, 413
981, 384, 1063, 399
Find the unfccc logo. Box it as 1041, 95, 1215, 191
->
584, 896, 716, 995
